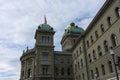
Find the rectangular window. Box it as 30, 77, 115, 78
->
42, 67, 48, 75
43, 55, 48, 60
41, 36, 50, 43
91, 70, 94, 79
42, 52, 49, 61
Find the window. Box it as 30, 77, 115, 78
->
88, 54, 91, 63
28, 69, 32, 78
67, 68, 71, 75
101, 64, 105, 75
61, 68, 64, 76
104, 40, 109, 52
43, 55, 48, 61
54, 58, 59, 64
87, 40, 89, 48
117, 57, 120, 70
81, 59, 83, 67
55, 67, 59, 75
76, 50, 79, 57
22, 71, 24, 77
107, 17, 112, 26
74, 53, 76, 59
93, 50, 96, 60
78, 62, 80, 69
67, 59, 70, 64
90, 36, 94, 43
98, 46, 102, 56
42, 67, 48, 75
95, 67, 99, 77
111, 34, 118, 47
73, 39, 76, 43
91, 70, 94, 79
79, 47, 82, 54
115, 7, 120, 17
108, 61, 113, 73
79, 75, 81, 80
41, 36, 50, 43
100, 24, 105, 33
95, 31, 99, 39
75, 64, 77, 72
61, 59, 64, 64
82, 73, 85, 80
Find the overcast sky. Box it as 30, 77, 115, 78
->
0, 0, 106, 80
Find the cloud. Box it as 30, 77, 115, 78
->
0, 0, 105, 80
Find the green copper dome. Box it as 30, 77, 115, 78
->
64, 22, 84, 35
38, 24, 53, 31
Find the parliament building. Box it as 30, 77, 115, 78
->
20, 0, 120, 80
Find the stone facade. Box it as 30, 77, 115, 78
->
72, 0, 120, 80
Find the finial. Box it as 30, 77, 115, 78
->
44, 15, 47, 24
70, 22, 75, 26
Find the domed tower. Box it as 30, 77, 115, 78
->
61, 22, 84, 51
34, 17, 55, 80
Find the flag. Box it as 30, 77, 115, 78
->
44, 15, 47, 24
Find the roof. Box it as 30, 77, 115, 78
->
63, 22, 84, 36
38, 23, 53, 31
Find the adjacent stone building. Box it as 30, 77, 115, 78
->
72, 0, 120, 80
20, 0, 120, 80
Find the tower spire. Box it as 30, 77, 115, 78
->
44, 15, 47, 24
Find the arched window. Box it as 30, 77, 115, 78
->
88, 54, 91, 63
90, 36, 94, 43
87, 40, 89, 48
100, 24, 105, 33
28, 69, 32, 78
115, 7, 120, 18
93, 50, 96, 60
111, 34, 117, 47
107, 17, 112, 26
108, 61, 113, 73
95, 31, 99, 39
104, 40, 109, 52
101, 64, 105, 75
98, 46, 102, 56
